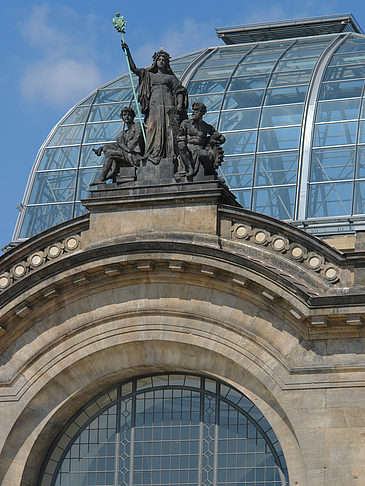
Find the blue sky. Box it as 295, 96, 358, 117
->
1, 0, 365, 250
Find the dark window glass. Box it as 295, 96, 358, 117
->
235, 61, 276, 76
265, 86, 307, 105
269, 70, 312, 87
275, 57, 318, 71
227, 74, 269, 91
188, 78, 227, 95
222, 90, 264, 110
255, 152, 299, 186
220, 155, 254, 189
39, 147, 80, 170
19, 204, 74, 238
41, 375, 288, 486
261, 104, 304, 127
47, 125, 84, 146
189, 93, 224, 111
219, 109, 260, 131
330, 52, 365, 65
316, 98, 361, 122
354, 181, 365, 214
311, 147, 355, 181
313, 121, 357, 147
61, 106, 90, 125
94, 88, 134, 104
253, 186, 296, 219
319, 80, 364, 100
224, 131, 258, 154
30, 170, 77, 204
84, 122, 123, 143
258, 126, 301, 152
307, 182, 353, 217
323, 65, 365, 81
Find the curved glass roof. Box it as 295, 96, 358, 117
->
14, 30, 365, 240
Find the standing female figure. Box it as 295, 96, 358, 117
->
122, 43, 188, 163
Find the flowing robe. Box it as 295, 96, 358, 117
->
137, 69, 188, 162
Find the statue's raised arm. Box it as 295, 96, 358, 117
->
121, 42, 141, 77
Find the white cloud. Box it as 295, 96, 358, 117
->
134, 18, 217, 66
19, 5, 102, 108
20, 58, 102, 107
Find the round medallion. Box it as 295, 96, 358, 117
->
254, 231, 267, 244
235, 225, 248, 238
13, 264, 26, 278
0, 275, 10, 289
272, 237, 286, 251
48, 245, 62, 258
65, 237, 79, 251
291, 246, 304, 259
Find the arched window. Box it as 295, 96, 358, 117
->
39, 374, 288, 486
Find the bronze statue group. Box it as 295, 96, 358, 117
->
91, 45, 225, 186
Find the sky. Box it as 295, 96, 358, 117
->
1, 0, 365, 250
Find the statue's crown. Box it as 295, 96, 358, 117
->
152, 49, 170, 61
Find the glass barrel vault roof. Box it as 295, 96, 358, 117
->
14, 31, 365, 240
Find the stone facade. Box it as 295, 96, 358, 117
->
1, 180, 365, 485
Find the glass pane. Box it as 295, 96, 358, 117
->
84, 121, 123, 143
231, 188, 252, 208
319, 80, 364, 100
29, 170, 76, 204
203, 112, 219, 127
199, 57, 239, 68
275, 57, 318, 71
311, 147, 355, 181
88, 103, 131, 122
316, 98, 361, 122
244, 50, 283, 63
210, 46, 250, 59
261, 104, 304, 127
253, 186, 296, 219
258, 126, 301, 152
62, 106, 90, 125
104, 75, 138, 89
227, 74, 269, 91
324, 65, 365, 81
330, 52, 365, 65
265, 86, 307, 105
354, 181, 365, 214
38, 147, 80, 170
19, 204, 73, 238
74, 202, 88, 218
235, 61, 276, 76
80, 144, 104, 167
336, 40, 365, 53
356, 146, 365, 178
358, 120, 365, 143
313, 121, 357, 147
187, 79, 227, 95
223, 131, 257, 154
94, 88, 133, 104
307, 182, 353, 217
220, 155, 254, 189
191, 65, 233, 80
255, 152, 298, 186
219, 109, 260, 131
222, 90, 264, 109
188, 93, 223, 112
282, 47, 325, 58
80, 93, 96, 106
269, 70, 312, 86
76, 169, 102, 200
47, 125, 84, 146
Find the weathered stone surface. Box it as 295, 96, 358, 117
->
1, 181, 365, 485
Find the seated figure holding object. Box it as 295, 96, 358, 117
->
176, 102, 225, 180
90, 107, 144, 185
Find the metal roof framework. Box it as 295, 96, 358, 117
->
216, 14, 363, 45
